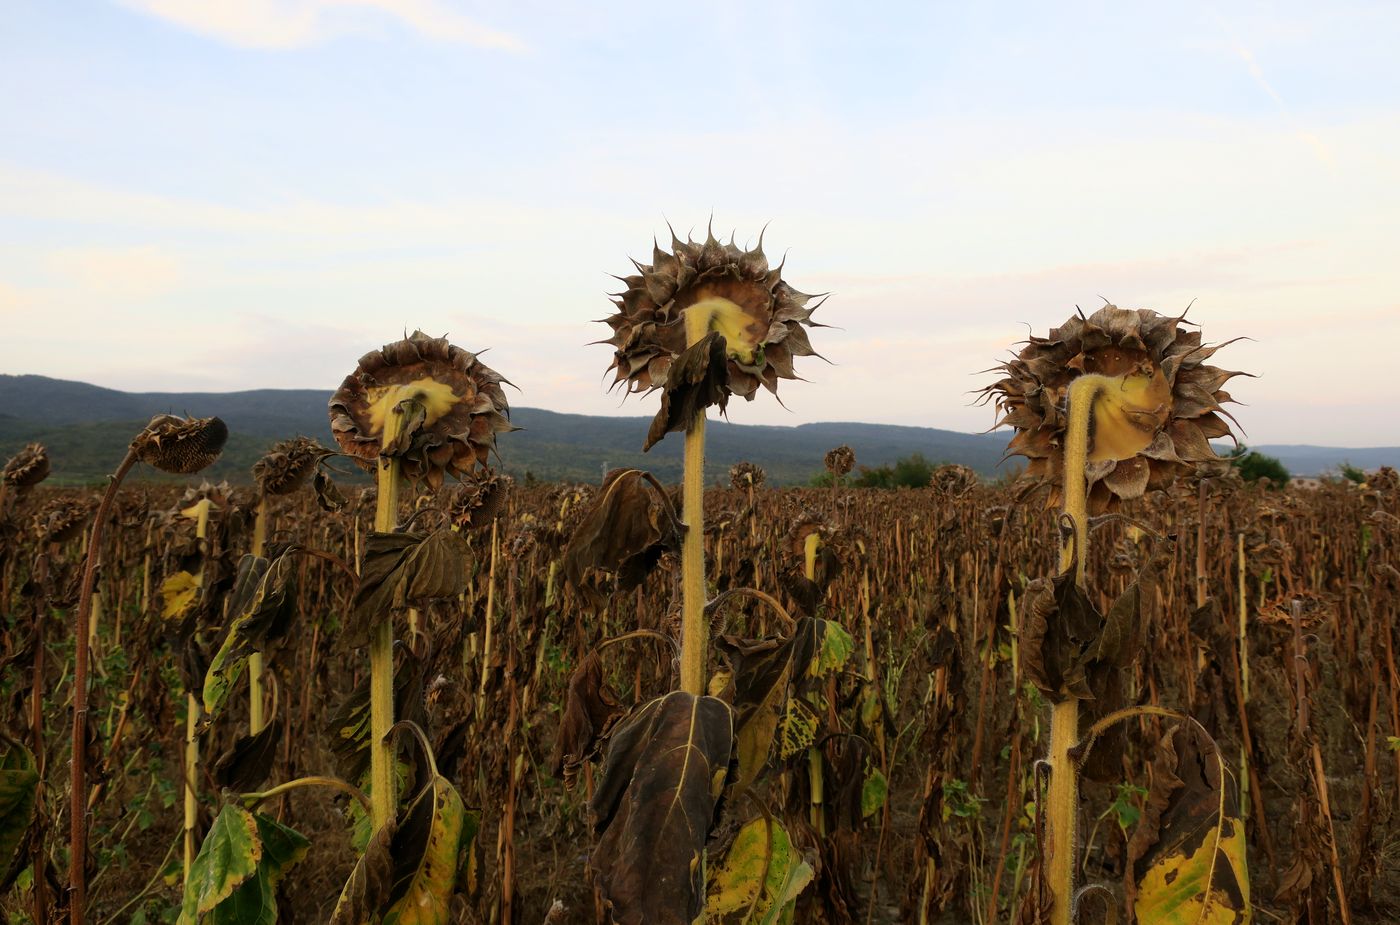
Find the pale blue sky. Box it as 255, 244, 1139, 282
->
3, 1, 1398, 445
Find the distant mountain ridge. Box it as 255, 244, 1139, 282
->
1, 374, 1395, 485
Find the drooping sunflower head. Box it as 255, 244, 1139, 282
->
2, 443, 50, 489
252, 437, 332, 497
824, 445, 855, 479
601, 225, 823, 402
982, 304, 1247, 512
729, 461, 766, 491
929, 464, 979, 499
328, 331, 515, 488
132, 415, 228, 475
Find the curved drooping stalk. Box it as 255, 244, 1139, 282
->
69, 449, 138, 925
1046, 374, 1098, 925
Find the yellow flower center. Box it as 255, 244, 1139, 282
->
1085, 366, 1172, 462
685, 297, 764, 365
365, 377, 461, 436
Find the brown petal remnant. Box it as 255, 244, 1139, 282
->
929, 464, 978, 499
2, 443, 50, 489
980, 304, 1248, 513
328, 330, 515, 488
589, 691, 733, 925
824, 444, 855, 479
600, 225, 824, 404
728, 461, 766, 491
252, 437, 333, 496
131, 414, 228, 475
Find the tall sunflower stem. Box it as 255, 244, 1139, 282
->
369, 413, 404, 828
70, 449, 138, 925
1047, 375, 1099, 925
679, 308, 711, 696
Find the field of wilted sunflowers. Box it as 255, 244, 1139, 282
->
1, 229, 1398, 925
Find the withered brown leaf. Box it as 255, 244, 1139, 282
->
561, 469, 680, 607
550, 650, 624, 788
644, 331, 729, 451
589, 691, 734, 925
349, 529, 472, 646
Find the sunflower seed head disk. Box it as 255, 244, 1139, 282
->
132, 415, 229, 475
601, 227, 822, 402
982, 304, 1247, 513
328, 330, 516, 488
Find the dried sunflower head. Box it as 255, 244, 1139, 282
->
729, 461, 766, 491
448, 472, 513, 531
2, 443, 50, 488
328, 330, 515, 488
929, 464, 979, 499
824, 445, 855, 478
601, 226, 823, 402
132, 415, 228, 475
36, 498, 93, 544
252, 437, 332, 497
982, 304, 1247, 513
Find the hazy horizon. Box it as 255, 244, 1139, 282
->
4, 2, 1398, 446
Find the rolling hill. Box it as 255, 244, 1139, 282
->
1, 374, 1394, 485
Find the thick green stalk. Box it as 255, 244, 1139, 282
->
369, 415, 404, 828
679, 308, 709, 696
1047, 375, 1099, 925
248, 495, 268, 735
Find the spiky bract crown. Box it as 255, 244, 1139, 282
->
982, 304, 1246, 512
329, 331, 514, 488
601, 227, 822, 401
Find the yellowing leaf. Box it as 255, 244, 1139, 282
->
807, 619, 854, 678
161, 570, 200, 621
708, 817, 814, 924
1131, 724, 1250, 925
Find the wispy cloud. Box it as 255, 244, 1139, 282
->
114, 0, 525, 51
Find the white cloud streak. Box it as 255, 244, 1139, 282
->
114, 0, 525, 51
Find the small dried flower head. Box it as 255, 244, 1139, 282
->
2, 443, 50, 488
982, 304, 1247, 512
824, 445, 855, 478
36, 498, 93, 544
929, 464, 978, 499
449, 473, 514, 530
729, 461, 766, 491
329, 330, 515, 488
132, 415, 228, 475
253, 437, 331, 496
601, 225, 823, 402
